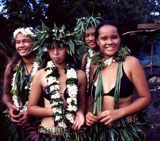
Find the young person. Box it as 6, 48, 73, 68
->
74, 15, 102, 92
27, 23, 90, 140
2, 27, 43, 140
86, 20, 151, 141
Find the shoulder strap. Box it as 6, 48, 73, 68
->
91, 65, 103, 115
114, 62, 122, 109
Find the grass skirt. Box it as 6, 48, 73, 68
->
25, 125, 91, 141
88, 115, 147, 141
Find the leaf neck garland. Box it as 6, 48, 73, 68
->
45, 61, 78, 128
85, 48, 101, 92
11, 59, 40, 112
92, 47, 131, 69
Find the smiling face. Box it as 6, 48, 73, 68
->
85, 27, 97, 49
96, 25, 121, 59
15, 33, 34, 57
48, 43, 67, 65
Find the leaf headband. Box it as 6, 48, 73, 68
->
33, 22, 84, 63
74, 15, 103, 39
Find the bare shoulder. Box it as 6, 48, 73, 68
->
81, 53, 88, 70
124, 56, 142, 68
77, 69, 87, 80
124, 55, 145, 74
124, 56, 140, 65
82, 53, 87, 60
77, 69, 86, 77
4, 63, 12, 76
34, 68, 46, 79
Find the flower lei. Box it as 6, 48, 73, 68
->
13, 27, 35, 39
85, 49, 101, 91
11, 60, 40, 112
45, 61, 78, 128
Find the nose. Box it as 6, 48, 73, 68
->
107, 38, 113, 44
53, 48, 59, 55
88, 35, 94, 41
19, 41, 25, 47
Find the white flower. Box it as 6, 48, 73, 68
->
67, 85, 78, 95
51, 92, 61, 99
47, 76, 57, 85
55, 115, 62, 121
13, 27, 35, 39
104, 57, 115, 66
67, 105, 77, 112
67, 68, 77, 78
47, 61, 54, 68
50, 84, 59, 91
58, 122, 67, 128
32, 62, 39, 75
67, 97, 77, 104
12, 95, 20, 108
46, 69, 52, 75
66, 113, 74, 123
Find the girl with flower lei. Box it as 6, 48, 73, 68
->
86, 20, 151, 141
2, 27, 43, 140
27, 23, 90, 141
74, 15, 102, 93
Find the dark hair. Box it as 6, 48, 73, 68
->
95, 20, 121, 39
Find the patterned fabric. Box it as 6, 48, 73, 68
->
2, 109, 41, 141
25, 125, 91, 141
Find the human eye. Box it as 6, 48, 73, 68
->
112, 35, 119, 39
100, 36, 107, 40
85, 33, 89, 38
24, 39, 31, 43
16, 40, 20, 44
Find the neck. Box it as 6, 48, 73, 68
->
54, 61, 67, 71
92, 47, 100, 53
22, 53, 35, 66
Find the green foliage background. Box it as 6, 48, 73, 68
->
0, 0, 160, 54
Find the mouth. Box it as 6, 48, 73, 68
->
105, 46, 115, 50
87, 42, 96, 46
18, 48, 28, 53
53, 57, 59, 61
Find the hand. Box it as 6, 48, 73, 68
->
8, 105, 20, 123
86, 112, 98, 126
98, 109, 121, 125
17, 110, 31, 127
72, 112, 85, 131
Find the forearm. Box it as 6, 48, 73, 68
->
77, 103, 86, 115
2, 94, 13, 109
118, 97, 151, 118
27, 106, 53, 118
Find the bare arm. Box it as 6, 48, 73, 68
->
81, 53, 87, 70
2, 63, 21, 122
72, 70, 87, 130
27, 69, 53, 117
119, 56, 151, 116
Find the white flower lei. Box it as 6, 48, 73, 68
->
85, 49, 100, 91
104, 57, 115, 66
45, 61, 78, 128
11, 60, 40, 112
13, 27, 35, 39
